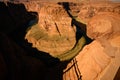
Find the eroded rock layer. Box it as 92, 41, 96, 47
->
1, 1, 120, 80
24, 1, 120, 80
25, 3, 77, 57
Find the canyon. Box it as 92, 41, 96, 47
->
0, 0, 120, 80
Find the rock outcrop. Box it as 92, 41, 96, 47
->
75, 12, 120, 80
68, 2, 120, 23
24, 1, 120, 80
63, 11, 120, 80
0, 1, 120, 80
25, 3, 77, 57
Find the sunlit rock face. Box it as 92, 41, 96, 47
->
68, 2, 120, 24
4, 1, 119, 80
75, 12, 120, 80
1, 0, 120, 80
24, 1, 120, 80
87, 12, 120, 39
67, 2, 120, 80
25, 3, 76, 57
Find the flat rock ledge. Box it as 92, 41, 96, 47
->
75, 12, 120, 80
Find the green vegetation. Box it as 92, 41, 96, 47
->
26, 24, 48, 41
56, 36, 86, 61
26, 9, 89, 61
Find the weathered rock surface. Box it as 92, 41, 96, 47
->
0, 1, 120, 80
87, 12, 120, 39
75, 12, 120, 80
26, 2, 120, 80
25, 3, 77, 57
24, 1, 120, 80
76, 40, 111, 80
68, 2, 120, 24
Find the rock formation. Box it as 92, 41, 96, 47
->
0, 1, 120, 80
76, 12, 120, 80
23, 1, 120, 80
25, 3, 77, 57
63, 11, 120, 80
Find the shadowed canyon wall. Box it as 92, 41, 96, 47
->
0, 1, 120, 80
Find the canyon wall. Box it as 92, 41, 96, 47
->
0, 1, 120, 80
23, 1, 120, 80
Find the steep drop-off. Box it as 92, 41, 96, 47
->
0, 1, 120, 80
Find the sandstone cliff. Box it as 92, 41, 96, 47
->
23, 1, 120, 80
25, 3, 77, 57
0, 1, 120, 80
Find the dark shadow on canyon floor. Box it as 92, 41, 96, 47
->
0, 2, 70, 80
114, 67, 120, 80
0, 1, 93, 80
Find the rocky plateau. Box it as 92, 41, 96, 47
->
0, 0, 120, 80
